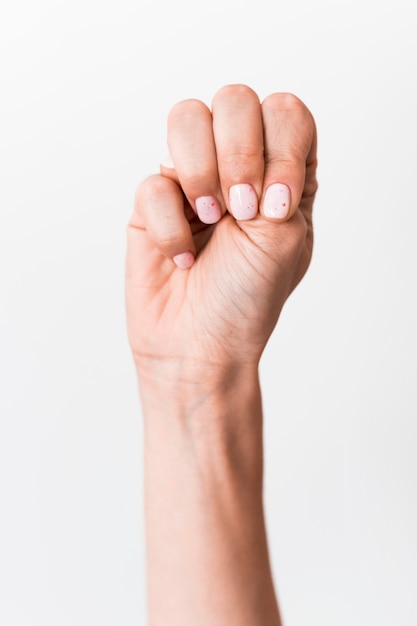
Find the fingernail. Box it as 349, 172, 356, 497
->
161, 154, 175, 169
173, 251, 194, 269
195, 196, 222, 224
229, 184, 258, 220
263, 183, 291, 219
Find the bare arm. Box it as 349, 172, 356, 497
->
139, 364, 280, 625
126, 85, 318, 625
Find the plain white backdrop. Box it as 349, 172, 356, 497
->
1, 0, 416, 624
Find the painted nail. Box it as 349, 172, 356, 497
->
195, 196, 222, 224
263, 183, 291, 219
229, 184, 258, 220
173, 251, 194, 269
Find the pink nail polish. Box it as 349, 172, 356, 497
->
229, 184, 258, 220
263, 183, 291, 219
173, 251, 194, 269
195, 196, 222, 224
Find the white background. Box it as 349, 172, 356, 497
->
1, 0, 416, 624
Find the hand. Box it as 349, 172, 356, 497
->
126, 85, 318, 379
128, 85, 318, 625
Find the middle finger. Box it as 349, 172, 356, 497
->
212, 84, 265, 221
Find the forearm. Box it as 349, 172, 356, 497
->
138, 362, 281, 626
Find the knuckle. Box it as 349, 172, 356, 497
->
181, 168, 215, 195
178, 156, 213, 179
168, 98, 210, 125
222, 147, 263, 166
213, 83, 260, 106
263, 91, 306, 113
221, 150, 263, 181
158, 232, 186, 248
138, 173, 165, 194
265, 152, 305, 169
263, 92, 315, 129
134, 174, 162, 206
154, 229, 189, 255
134, 175, 176, 220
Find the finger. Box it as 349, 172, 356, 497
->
159, 154, 183, 193
167, 99, 224, 225
211, 84, 264, 221
160, 154, 178, 179
260, 93, 318, 222
129, 174, 196, 269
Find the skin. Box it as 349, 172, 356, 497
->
126, 85, 318, 625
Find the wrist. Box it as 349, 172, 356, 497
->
137, 358, 264, 491
135, 354, 260, 422
135, 349, 258, 399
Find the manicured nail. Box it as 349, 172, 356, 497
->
229, 184, 258, 220
195, 196, 222, 224
161, 154, 175, 169
173, 251, 194, 269
263, 183, 291, 219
